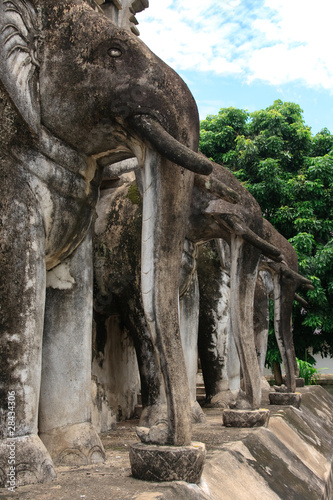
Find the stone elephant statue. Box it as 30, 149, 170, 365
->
188, 161, 312, 408
0, 0, 217, 486
93, 155, 311, 442
197, 240, 310, 408
93, 168, 206, 443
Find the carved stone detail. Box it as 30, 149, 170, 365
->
100, 0, 148, 35
39, 423, 106, 466
129, 441, 206, 483
269, 392, 302, 408
223, 409, 270, 428
0, 435, 56, 488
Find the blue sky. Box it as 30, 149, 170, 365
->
136, 0, 333, 135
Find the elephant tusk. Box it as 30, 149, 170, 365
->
213, 213, 282, 261
267, 261, 314, 288
129, 114, 213, 175
294, 293, 309, 307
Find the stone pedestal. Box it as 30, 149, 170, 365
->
281, 377, 305, 387
269, 392, 301, 408
222, 409, 270, 428
129, 441, 206, 483
296, 378, 305, 387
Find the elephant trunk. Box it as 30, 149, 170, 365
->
140, 148, 193, 446
129, 114, 212, 175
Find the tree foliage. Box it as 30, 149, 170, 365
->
200, 100, 333, 360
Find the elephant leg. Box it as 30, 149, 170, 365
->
0, 164, 56, 487
254, 271, 274, 376
39, 231, 105, 465
215, 239, 240, 393
254, 270, 275, 394
138, 249, 204, 428
198, 240, 241, 406
138, 257, 205, 428
179, 271, 206, 423
229, 235, 262, 409
140, 150, 193, 446
133, 319, 167, 429
273, 275, 297, 392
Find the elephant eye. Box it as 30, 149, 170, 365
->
108, 47, 122, 58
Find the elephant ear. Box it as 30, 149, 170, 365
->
0, 0, 41, 133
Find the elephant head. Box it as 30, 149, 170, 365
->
1, 0, 213, 173
0, 0, 221, 450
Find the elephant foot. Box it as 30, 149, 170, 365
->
136, 419, 169, 445
209, 389, 251, 409
39, 422, 105, 466
139, 403, 168, 428
191, 401, 206, 423
137, 400, 204, 444
0, 434, 56, 488
272, 384, 289, 393
139, 401, 205, 429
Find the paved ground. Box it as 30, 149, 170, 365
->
0, 385, 332, 500
0, 408, 258, 500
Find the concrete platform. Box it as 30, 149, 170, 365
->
1, 386, 332, 499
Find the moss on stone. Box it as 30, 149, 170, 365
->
126, 183, 141, 205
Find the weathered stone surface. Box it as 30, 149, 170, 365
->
136, 423, 169, 446
296, 377, 305, 387
129, 441, 206, 483
93, 171, 207, 433
197, 240, 241, 402
0, 0, 312, 489
91, 376, 117, 433
281, 376, 305, 387
201, 386, 333, 500
272, 384, 289, 393
1, 0, 214, 485
0, 434, 56, 488
10, 387, 333, 499
190, 160, 310, 408
269, 392, 302, 408
223, 409, 270, 428
210, 388, 250, 409
39, 422, 105, 466
101, 0, 148, 36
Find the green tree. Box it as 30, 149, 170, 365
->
200, 100, 333, 361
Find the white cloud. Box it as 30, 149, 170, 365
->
137, 0, 333, 91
